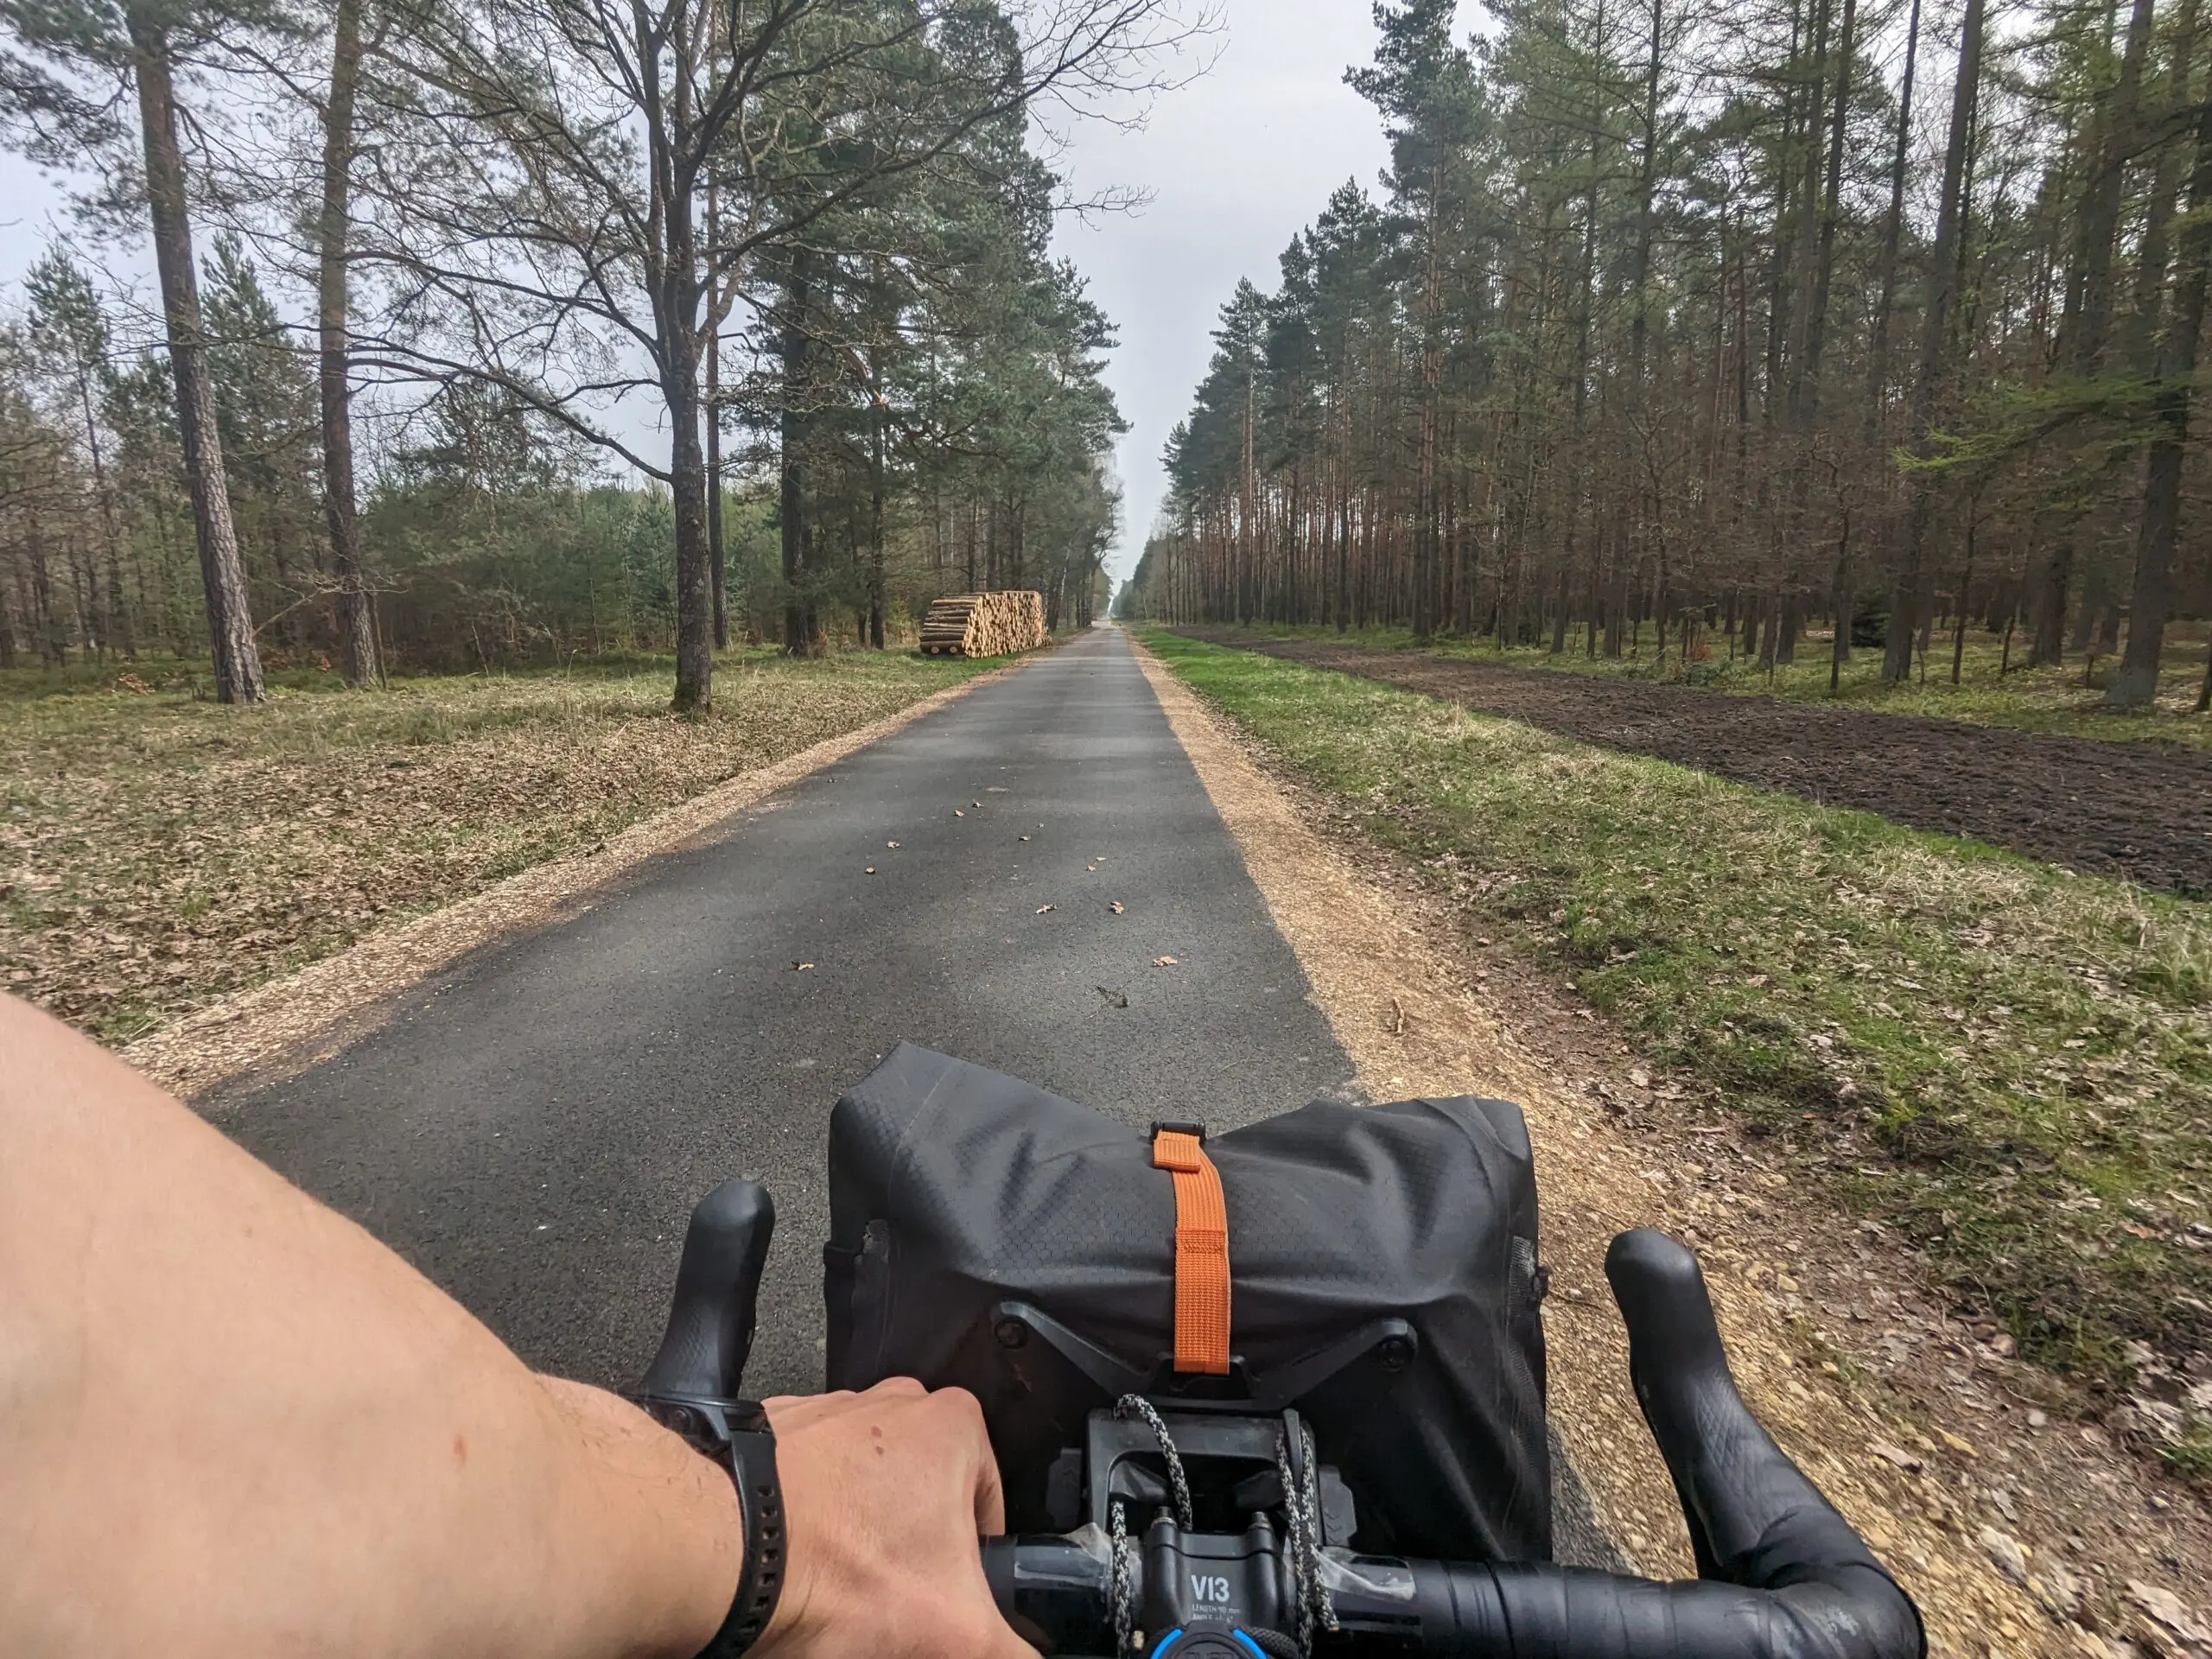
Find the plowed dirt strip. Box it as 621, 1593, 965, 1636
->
1184, 631, 2212, 898
1133, 637, 2197, 1659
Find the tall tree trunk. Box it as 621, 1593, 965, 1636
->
1414, 160, 1445, 640
1865, 0, 1921, 431
2111, 51, 2212, 708
1628, 0, 1664, 395
780, 252, 817, 658
31, 526, 66, 664
2071, 0, 2156, 378
319, 0, 378, 687
659, 193, 714, 708
1885, 0, 1982, 683
707, 357, 726, 649
2032, 0, 2158, 668
130, 9, 264, 702
706, 180, 728, 652
868, 385, 886, 650
1802, 0, 1857, 414
1786, 0, 1834, 424
1828, 500, 1852, 690
73, 356, 134, 660
2126, 0, 2199, 372
667, 335, 714, 706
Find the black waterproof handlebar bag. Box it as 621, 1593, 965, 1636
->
822, 1043, 1552, 1562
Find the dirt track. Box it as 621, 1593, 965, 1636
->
1187, 632, 2212, 898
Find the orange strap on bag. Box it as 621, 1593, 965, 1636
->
1151, 1123, 1231, 1375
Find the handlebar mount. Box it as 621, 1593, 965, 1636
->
641, 1185, 1925, 1659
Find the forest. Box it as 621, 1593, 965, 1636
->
0, 0, 1166, 708
1122, 0, 2212, 713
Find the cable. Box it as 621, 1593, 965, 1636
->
1111, 1394, 1197, 1653
1103, 1399, 1337, 1657
1275, 1417, 1338, 1656
1115, 1394, 1194, 1528
1109, 1496, 1135, 1655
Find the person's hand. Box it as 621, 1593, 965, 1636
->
755, 1381, 1034, 1658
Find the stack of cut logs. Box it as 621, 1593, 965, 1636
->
919, 591, 1047, 657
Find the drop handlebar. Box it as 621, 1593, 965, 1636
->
639, 1181, 1924, 1659
981, 1233, 1926, 1657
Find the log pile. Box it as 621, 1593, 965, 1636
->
919, 591, 1047, 656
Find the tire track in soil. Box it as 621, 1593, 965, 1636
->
1184, 631, 2212, 899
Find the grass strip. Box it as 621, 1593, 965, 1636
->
1142, 627, 2212, 1393
3, 648, 995, 1043
1211, 620, 2212, 750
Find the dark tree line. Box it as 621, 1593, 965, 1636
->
0, 0, 1168, 702
1122, 0, 2212, 713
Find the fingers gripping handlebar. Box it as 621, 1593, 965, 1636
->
639, 1184, 1923, 1658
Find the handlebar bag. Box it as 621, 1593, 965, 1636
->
822, 1042, 1551, 1562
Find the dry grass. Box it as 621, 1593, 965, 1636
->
2, 651, 993, 1044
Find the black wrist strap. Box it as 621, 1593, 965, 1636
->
634, 1395, 785, 1657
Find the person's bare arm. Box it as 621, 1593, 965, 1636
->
0, 993, 1031, 1659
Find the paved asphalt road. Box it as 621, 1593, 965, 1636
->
216, 625, 1618, 1567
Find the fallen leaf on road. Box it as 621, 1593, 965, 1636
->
1096, 986, 1128, 1008
1037, 905, 1056, 914
1109, 901, 1125, 914
1153, 955, 1177, 967
972, 800, 982, 807
864, 867, 876, 874
955, 810, 964, 817
887, 841, 900, 849
1019, 835, 1030, 842
1086, 863, 1096, 871
793, 962, 815, 972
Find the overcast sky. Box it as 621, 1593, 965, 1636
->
0, 1, 1417, 591
1049, 0, 1402, 586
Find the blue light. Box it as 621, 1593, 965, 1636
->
1147, 1630, 1185, 1659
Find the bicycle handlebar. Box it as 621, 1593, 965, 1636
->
637, 1185, 1924, 1658
979, 1231, 1923, 1657
638, 1179, 774, 1401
